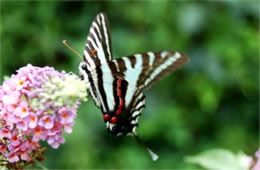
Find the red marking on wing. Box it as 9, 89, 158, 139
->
116, 98, 124, 115
90, 49, 97, 57
115, 78, 124, 115
110, 116, 118, 124
103, 114, 110, 121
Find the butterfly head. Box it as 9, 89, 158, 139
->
79, 62, 92, 85
79, 62, 87, 79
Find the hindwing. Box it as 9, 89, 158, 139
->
111, 51, 189, 90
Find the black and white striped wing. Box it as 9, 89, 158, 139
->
98, 73, 146, 136
94, 51, 189, 136
79, 12, 189, 137
80, 62, 145, 136
79, 13, 113, 108
83, 12, 113, 70
111, 51, 189, 90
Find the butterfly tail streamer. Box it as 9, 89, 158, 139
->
133, 134, 159, 161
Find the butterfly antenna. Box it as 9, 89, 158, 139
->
62, 40, 82, 59
133, 134, 159, 161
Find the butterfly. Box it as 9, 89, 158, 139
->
78, 12, 189, 160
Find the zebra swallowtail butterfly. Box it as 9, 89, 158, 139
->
78, 12, 189, 160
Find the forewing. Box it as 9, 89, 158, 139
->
83, 12, 113, 70
110, 51, 189, 90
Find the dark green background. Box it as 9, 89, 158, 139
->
1, 1, 259, 169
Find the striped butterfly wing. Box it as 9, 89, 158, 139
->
95, 51, 189, 136
111, 51, 189, 90
82, 63, 145, 136
79, 12, 189, 161
83, 12, 113, 70
100, 74, 146, 136
80, 13, 146, 136
79, 13, 113, 108
79, 12, 189, 137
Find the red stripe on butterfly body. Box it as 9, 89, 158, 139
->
116, 98, 124, 115
117, 78, 122, 96
115, 78, 124, 115
102, 77, 124, 123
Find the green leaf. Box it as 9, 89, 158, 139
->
185, 149, 251, 170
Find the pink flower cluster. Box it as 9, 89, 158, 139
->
0, 64, 81, 164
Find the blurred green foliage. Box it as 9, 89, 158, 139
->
1, 1, 259, 169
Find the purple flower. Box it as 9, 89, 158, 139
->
20, 148, 30, 161
14, 101, 30, 118
0, 128, 11, 138
10, 132, 20, 146
28, 114, 38, 129
0, 64, 88, 166
39, 115, 54, 129
5, 103, 18, 113
59, 108, 75, 124
2, 91, 20, 105
15, 76, 29, 90
0, 144, 7, 153
7, 143, 20, 153
32, 126, 46, 142
47, 135, 65, 149
64, 122, 75, 134
2, 79, 17, 93
4, 152, 19, 163
16, 120, 29, 131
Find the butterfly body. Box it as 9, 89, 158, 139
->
79, 13, 189, 137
